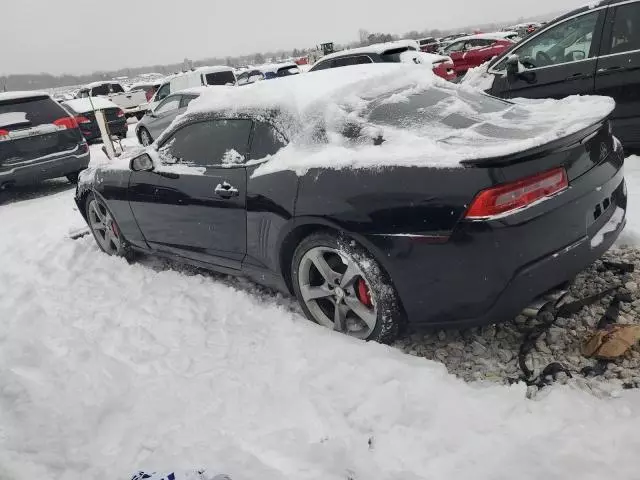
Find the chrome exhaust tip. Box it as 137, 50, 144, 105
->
522, 289, 569, 318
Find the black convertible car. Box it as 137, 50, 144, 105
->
76, 65, 626, 343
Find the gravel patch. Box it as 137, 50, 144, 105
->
395, 246, 640, 396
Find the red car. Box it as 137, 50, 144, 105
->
440, 33, 516, 76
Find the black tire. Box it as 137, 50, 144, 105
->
66, 171, 80, 184
291, 231, 404, 344
85, 192, 134, 260
139, 127, 153, 146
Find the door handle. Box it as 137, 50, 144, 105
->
214, 181, 239, 198
566, 72, 589, 80
597, 66, 623, 74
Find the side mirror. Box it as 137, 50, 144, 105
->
130, 153, 154, 172
505, 55, 520, 77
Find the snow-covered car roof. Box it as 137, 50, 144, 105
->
82, 81, 123, 89
130, 81, 163, 89
62, 97, 119, 113
452, 32, 518, 43
175, 86, 209, 96
0, 91, 50, 102
194, 65, 235, 74
257, 62, 299, 73
318, 39, 420, 62
163, 63, 613, 176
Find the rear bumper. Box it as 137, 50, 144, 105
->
365, 151, 627, 329
0, 149, 90, 186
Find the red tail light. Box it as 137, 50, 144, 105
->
117, 109, 125, 118
53, 117, 79, 130
146, 89, 155, 102
0, 129, 8, 138
76, 116, 91, 124
464, 167, 568, 219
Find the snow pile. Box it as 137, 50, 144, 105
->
2, 186, 640, 480
179, 64, 615, 176
459, 63, 495, 91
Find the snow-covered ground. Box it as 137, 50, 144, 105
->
2, 126, 640, 480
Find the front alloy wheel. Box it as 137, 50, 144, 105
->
292, 232, 403, 343
139, 128, 152, 146
86, 196, 125, 256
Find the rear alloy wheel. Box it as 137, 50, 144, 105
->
86, 194, 128, 257
139, 128, 153, 146
292, 232, 403, 343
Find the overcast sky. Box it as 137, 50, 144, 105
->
3, 0, 586, 75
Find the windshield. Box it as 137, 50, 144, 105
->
0, 96, 66, 130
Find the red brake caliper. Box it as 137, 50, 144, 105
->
110, 219, 119, 237
356, 278, 372, 308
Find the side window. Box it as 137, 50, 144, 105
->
91, 84, 110, 96
110, 83, 125, 94
444, 41, 465, 53
155, 83, 170, 101
155, 96, 181, 114
250, 121, 287, 159
180, 95, 197, 109
608, 2, 640, 55
159, 120, 252, 167
76, 90, 89, 98
310, 60, 333, 71
502, 11, 599, 69
333, 55, 373, 67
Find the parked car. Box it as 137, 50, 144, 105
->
309, 40, 457, 81
236, 62, 301, 85
466, 0, 640, 149
62, 97, 127, 142
135, 88, 204, 146
440, 33, 516, 76
417, 37, 440, 53
76, 81, 148, 119
77, 65, 625, 344
438, 33, 471, 48
130, 81, 163, 103
148, 66, 236, 111
0, 91, 89, 187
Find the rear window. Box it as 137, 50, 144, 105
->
365, 88, 511, 130
91, 84, 110, 96
277, 65, 300, 77
380, 47, 415, 62
419, 38, 435, 46
0, 96, 67, 130
111, 83, 125, 94
204, 71, 236, 86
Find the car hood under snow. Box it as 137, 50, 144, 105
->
169, 64, 616, 176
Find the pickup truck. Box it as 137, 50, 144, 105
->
75, 81, 147, 119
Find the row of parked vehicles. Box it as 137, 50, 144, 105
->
2, 0, 640, 192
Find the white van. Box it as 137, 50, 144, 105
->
148, 66, 236, 111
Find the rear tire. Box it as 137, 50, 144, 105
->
139, 127, 153, 146
291, 232, 403, 344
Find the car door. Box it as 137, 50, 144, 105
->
594, 0, 640, 146
129, 118, 251, 269
489, 9, 605, 99
147, 95, 182, 139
